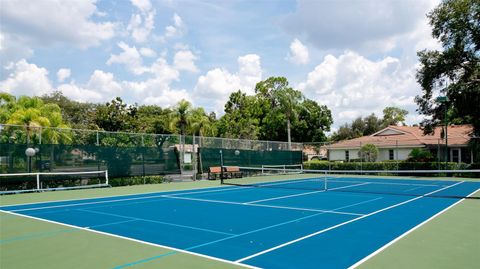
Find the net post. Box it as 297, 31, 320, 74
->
36, 173, 40, 191
283, 165, 286, 174
324, 171, 327, 191
105, 170, 109, 185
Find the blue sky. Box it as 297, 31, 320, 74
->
0, 0, 440, 129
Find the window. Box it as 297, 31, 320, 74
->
389, 149, 394, 160
451, 149, 460, 163
345, 150, 349, 162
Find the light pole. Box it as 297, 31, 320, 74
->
436, 96, 449, 170
25, 147, 36, 173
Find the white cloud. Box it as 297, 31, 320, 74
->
130, 0, 152, 13
173, 50, 198, 72
0, 33, 34, 64
56, 68, 71, 83
283, 0, 436, 52
56, 83, 103, 103
1, 0, 115, 49
0, 53, 191, 107
140, 47, 157, 57
194, 54, 262, 113
127, 3, 156, 43
0, 59, 122, 103
107, 42, 146, 75
86, 70, 123, 94
0, 59, 53, 96
286, 39, 309, 65
298, 51, 420, 126
158, 13, 184, 42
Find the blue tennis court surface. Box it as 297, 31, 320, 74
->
1, 176, 479, 269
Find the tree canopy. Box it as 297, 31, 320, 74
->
330, 107, 406, 141
416, 0, 480, 136
217, 77, 333, 143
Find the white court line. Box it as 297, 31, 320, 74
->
327, 178, 447, 187
78, 208, 235, 236
244, 182, 370, 204
0, 209, 260, 269
348, 187, 480, 268
402, 185, 429, 193
235, 181, 465, 263
9, 185, 251, 212
88, 219, 138, 229
162, 195, 363, 216
0, 183, 244, 208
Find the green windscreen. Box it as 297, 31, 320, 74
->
0, 143, 180, 177
199, 148, 302, 171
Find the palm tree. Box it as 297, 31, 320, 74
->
274, 88, 303, 150
189, 108, 216, 138
41, 104, 72, 144
169, 100, 193, 172
169, 99, 192, 135
7, 100, 50, 144
0, 92, 16, 124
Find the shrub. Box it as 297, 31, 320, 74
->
407, 148, 434, 162
303, 160, 472, 171
358, 144, 379, 162
109, 175, 165, 187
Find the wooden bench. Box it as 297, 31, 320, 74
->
225, 166, 242, 178
208, 166, 222, 180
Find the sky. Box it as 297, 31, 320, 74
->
0, 0, 441, 130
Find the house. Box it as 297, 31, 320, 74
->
327, 125, 475, 163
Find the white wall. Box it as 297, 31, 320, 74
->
329, 149, 359, 161
329, 148, 415, 161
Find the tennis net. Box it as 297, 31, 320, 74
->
220, 166, 480, 199
0, 170, 109, 194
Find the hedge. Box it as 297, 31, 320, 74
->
109, 175, 165, 187
303, 160, 474, 171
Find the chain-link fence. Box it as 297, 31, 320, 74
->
0, 124, 304, 178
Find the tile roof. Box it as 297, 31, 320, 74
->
328, 125, 473, 149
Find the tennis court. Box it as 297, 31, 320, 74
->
1, 170, 479, 269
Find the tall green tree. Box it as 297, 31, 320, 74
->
94, 97, 137, 132
0, 92, 16, 123
169, 99, 193, 135
293, 99, 332, 142
2, 95, 71, 144
189, 107, 216, 138
273, 87, 303, 149
40, 104, 72, 144
217, 91, 261, 139
6, 97, 51, 144
41, 91, 97, 128
382, 106, 408, 127
415, 0, 480, 136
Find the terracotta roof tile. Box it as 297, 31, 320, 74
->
328, 125, 472, 149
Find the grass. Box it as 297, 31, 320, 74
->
0, 180, 244, 269
0, 211, 243, 269
1, 176, 479, 268
358, 190, 480, 269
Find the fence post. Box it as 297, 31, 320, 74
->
396, 140, 399, 171
36, 173, 40, 191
